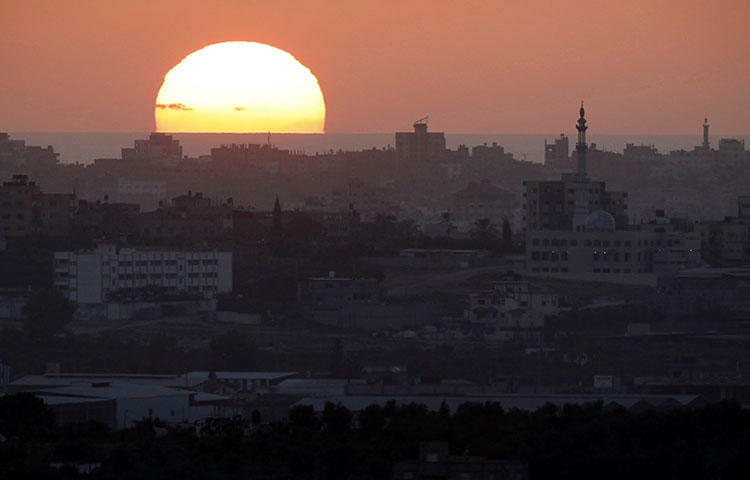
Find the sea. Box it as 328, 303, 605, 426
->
8, 132, 749, 165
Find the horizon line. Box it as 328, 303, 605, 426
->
6, 130, 750, 137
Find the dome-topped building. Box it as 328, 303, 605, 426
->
585, 210, 616, 232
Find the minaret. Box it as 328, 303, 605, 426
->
572, 102, 591, 232
576, 101, 588, 177
702, 117, 710, 150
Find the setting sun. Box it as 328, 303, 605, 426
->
155, 41, 326, 133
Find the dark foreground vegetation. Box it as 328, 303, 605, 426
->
1, 394, 749, 479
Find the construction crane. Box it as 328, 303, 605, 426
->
414, 116, 428, 125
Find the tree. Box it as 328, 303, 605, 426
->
0, 393, 55, 438
22, 288, 75, 336
502, 216, 513, 251
470, 218, 499, 248
270, 195, 285, 255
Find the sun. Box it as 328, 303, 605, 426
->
155, 41, 325, 133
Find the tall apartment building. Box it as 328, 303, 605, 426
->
54, 244, 232, 304
544, 134, 570, 169
395, 119, 446, 166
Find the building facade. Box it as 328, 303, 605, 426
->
544, 134, 570, 169
525, 224, 701, 278
54, 244, 232, 304
0, 174, 75, 237
395, 120, 446, 166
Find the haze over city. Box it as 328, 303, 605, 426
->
2, 1, 750, 479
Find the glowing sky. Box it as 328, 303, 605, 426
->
1, 0, 748, 134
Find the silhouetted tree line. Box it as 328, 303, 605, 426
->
1, 395, 750, 479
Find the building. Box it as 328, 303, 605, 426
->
35, 382, 213, 429
0, 133, 59, 170
524, 104, 628, 232
297, 272, 381, 309
115, 177, 166, 212
544, 134, 570, 169
393, 442, 529, 480
522, 106, 701, 284
121, 132, 183, 164
330, 179, 395, 220
739, 196, 750, 219
0, 174, 75, 237
718, 138, 746, 165
697, 198, 750, 264
139, 191, 234, 245
465, 275, 559, 342
54, 244, 232, 304
395, 119, 446, 166
452, 180, 518, 225
525, 211, 701, 283
472, 142, 516, 163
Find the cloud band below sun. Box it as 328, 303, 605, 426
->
155, 103, 193, 111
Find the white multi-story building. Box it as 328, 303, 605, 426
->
54, 244, 232, 304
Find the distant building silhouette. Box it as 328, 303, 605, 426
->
703, 117, 710, 150
544, 134, 570, 169
395, 118, 446, 167
718, 138, 746, 165
0, 174, 75, 237
121, 133, 182, 164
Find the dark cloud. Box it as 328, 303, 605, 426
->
155, 103, 193, 111
233, 106, 246, 111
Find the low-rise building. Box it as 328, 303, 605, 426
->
297, 272, 381, 309
464, 276, 558, 342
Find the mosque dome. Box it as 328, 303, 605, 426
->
585, 210, 616, 231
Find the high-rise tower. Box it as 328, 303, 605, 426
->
576, 102, 588, 177
702, 117, 710, 150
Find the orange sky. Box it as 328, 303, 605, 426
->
2, 0, 749, 134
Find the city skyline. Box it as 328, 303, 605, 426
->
2, 0, 749, 134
